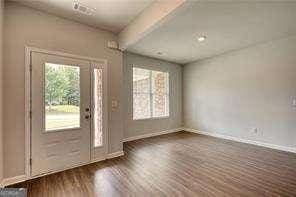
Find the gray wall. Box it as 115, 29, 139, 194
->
123, 52, 182, 139
3, 2, 123, 178
183, 35, 296, 149
0, 0, 3, 184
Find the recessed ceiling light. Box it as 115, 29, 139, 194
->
197, 36, 206, 42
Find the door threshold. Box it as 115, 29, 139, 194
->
3, 151, 124, 187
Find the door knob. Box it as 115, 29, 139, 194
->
85, 115, 90, 120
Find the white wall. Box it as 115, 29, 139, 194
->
183, 35, 296, 150
123, 52, 182, 139
0, 0, 3, 185
3, 2, 123, 179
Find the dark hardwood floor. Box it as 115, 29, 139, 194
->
11, 131, 296, 196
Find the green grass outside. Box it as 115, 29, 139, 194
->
46, 105, 80, 114
45, 105, 80, 130
46, 119, 80, 130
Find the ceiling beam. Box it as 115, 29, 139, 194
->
118, 0, 190, 51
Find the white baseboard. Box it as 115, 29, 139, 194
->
123, 128, 183, 142
91, 151, 124, 163
184, 127, 296, 153
107, 151, 124, 159
1, 151, 125, 187
1, 175, 27, 187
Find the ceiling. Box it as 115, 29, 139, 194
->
12, 0, 154, 33
127, 2, 296, 64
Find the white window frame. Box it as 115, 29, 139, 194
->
132, 66, 170, 120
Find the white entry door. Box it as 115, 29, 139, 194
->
30, 51, 107, 176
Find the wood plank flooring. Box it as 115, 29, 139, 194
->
11, 131, 296, 196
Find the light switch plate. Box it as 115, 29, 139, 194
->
111, 100, 118, 108
293, 99, 296, 108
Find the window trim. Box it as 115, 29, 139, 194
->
132, 66, 170, 121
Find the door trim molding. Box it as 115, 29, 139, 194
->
25, 46, 108, 179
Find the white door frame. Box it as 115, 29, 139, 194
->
25, 46, 108, 178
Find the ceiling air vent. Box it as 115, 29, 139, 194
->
73, 2, 94, 15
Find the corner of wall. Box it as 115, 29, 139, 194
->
0, 0, 4, 186
181, 63, 184, 128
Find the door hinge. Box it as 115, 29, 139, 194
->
29, 64, 32, 71
29, 111, 32, 119
29, 158, 32, 166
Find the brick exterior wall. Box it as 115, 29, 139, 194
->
133, 69, 168, 119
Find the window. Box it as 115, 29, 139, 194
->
93, 68, 103, 147
133, 67, 169, 120
44, 63, 80, 131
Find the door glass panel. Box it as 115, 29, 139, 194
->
93, 68, 103, 147
45, 63, 80, 131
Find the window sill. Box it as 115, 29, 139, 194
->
133, 116, 170, 121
